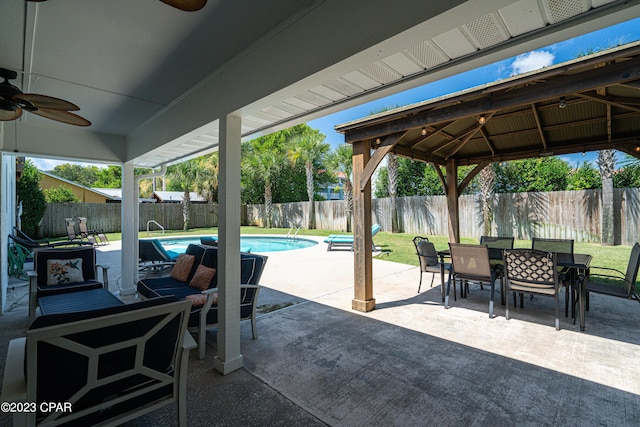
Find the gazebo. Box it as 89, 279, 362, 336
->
336, 42, 640, 312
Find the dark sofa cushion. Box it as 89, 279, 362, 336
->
37, 281, 103, 297
138, 276, 186, 298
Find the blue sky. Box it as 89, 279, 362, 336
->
307, 17, 640, 168
33, 17, 640, 171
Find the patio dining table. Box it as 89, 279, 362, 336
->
438, 248, 592, 331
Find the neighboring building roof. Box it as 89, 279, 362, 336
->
92, 188, 156, 203
40, 171, 118, 202
151, 191, 208, 203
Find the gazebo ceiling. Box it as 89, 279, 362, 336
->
337, 41, 640, 166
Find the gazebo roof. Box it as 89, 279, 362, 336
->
336, 41, 640, 166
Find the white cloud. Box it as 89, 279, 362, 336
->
510, 50, 555, 75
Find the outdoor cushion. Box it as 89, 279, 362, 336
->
171, 253, 196, 281
46, 258, 84, 285
189, 265, 216, 290
185, 293, 216, 307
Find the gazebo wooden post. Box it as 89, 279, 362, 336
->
445, 158, 460, 243
352, 139, 375, 312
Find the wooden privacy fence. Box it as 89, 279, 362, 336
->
246, 188, 640, 245
41, 203, 221, 237
41, 188, 640, 244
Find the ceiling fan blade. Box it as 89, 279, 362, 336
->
159, 0, 207, 11
15, 93, 80, 111
0, 107, 23, 121
30, 108, 91, 126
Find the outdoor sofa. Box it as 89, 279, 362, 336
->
1, 295, 195, 426
137, 244, 268, 359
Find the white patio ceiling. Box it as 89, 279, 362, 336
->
1, 0, 639, 168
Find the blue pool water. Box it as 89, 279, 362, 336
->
158, 236, 317, 253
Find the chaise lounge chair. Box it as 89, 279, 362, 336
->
139, 239, 181, 278
65, 218, 95, 245
78, 216, 109, 245
324, 224, 381, 251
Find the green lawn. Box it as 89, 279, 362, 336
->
71, 226, 634, 274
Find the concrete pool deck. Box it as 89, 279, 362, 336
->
2, 235, 640, 426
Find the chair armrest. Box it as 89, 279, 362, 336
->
27, 271, 38, 317
96, 264, 110, 289
200, 288, 219, 314
589, 266, 625, 277
1, 337, 27, 403
182, 331, 197, 351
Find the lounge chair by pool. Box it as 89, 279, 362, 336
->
324, 224, 381, 251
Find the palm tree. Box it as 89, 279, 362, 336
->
387, 153, 401, 233
598, 149, 615, 245
195, 153, 219, 203
242, 136, 284, 228
479, 165, 495, 236
167, 159, 207, 230
287, 129, 329, 229
327, 144, 354, 232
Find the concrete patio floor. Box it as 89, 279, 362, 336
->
1, 236, 640, 426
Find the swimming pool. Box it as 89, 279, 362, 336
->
158, 236, 318, 253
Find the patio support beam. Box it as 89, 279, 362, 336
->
359, 132, 406, 192
120, 162, 137, 296
214, 113, 243, 375
352, 139, 374, 312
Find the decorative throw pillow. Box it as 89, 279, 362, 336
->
46, 258, 84, 285
185, 292, 217, 308
189, 265, 217, 291
170, 254, 196, 282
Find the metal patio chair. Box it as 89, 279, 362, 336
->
531, 237, 574, 316
586, 242, 640, 310
504, 249, 561, 330
413, 236, 451, 293
447, 243, 498, 318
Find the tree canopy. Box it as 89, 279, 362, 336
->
17, 160, 47, 236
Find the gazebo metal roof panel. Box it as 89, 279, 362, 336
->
337, 41, 640, 166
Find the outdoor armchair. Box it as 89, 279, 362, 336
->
1, 296, 194, 426
28, 246, 110, 317
447, 243, 498, 318
504, 249, 561, 330
585, 242, 640, 309
413, 236, 450, 293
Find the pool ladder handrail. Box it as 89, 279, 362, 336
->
147, 220, 165, 235
287, 220, 302, 240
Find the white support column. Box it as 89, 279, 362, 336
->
120, 162, 138, 296
0, 152, 16, 314
214, 113, 243, 375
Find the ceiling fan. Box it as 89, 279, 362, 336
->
25, 0, 207, 12
0, 68, 91, 127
